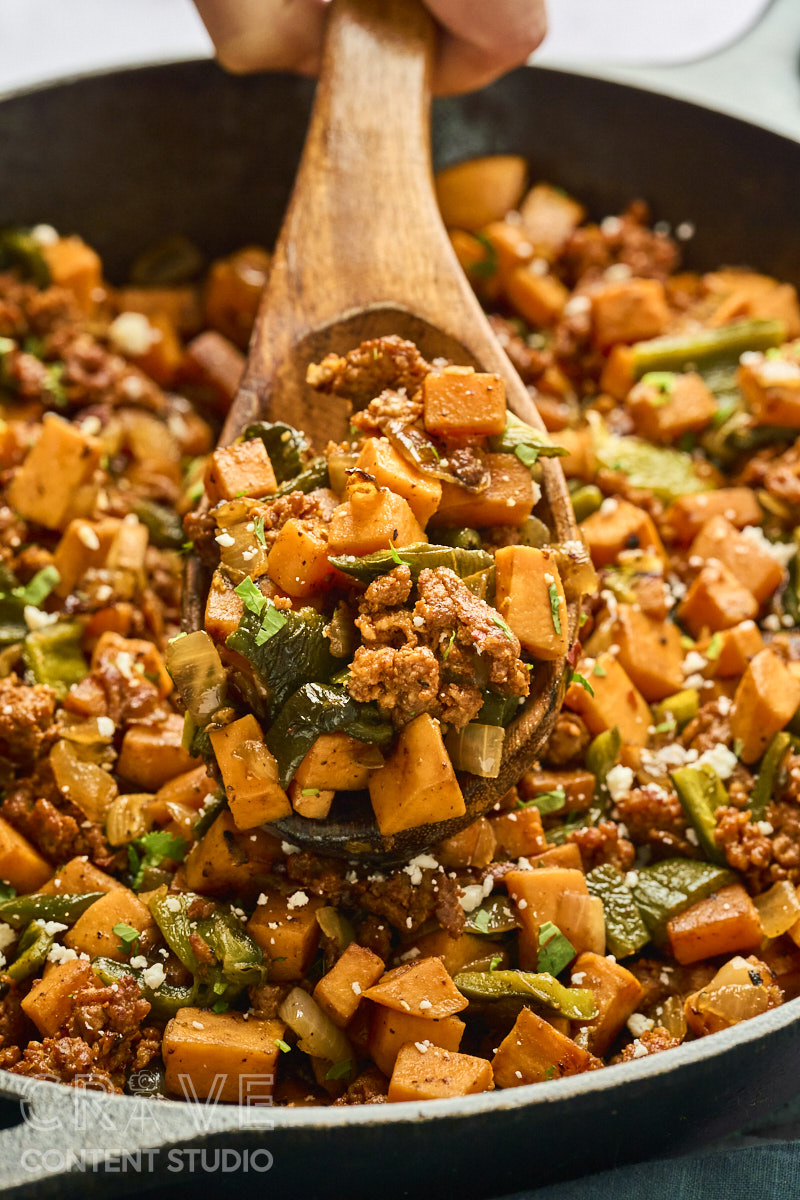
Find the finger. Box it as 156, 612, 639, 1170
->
426, 0, 547, 95
194, 0, 330, 76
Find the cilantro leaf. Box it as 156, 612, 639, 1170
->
442, 630, 456, 661
548, 583, 562, 636
490, 612, 513, 640
325, 1060, 352, 1081
255, 601, 288, 646
537, 921, 575, 977
517, 787, 566, 816
471, 908, 491, 934
234, 577, 267, 616
112, 922, 141, 954
567, 669, 594, 698
253, 516, 266, 547
388, 541, 409, 566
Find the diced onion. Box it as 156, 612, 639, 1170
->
217, 521, 269, 579
556, 892, 606, 957
50, 740, 118, 823
326, 450, 359, 497
166, 630, 226, 723
316, 906, 356, 954
278, 987, 352, 1062
105, 793, 153, 846
655, 994, 687, 1041
58, 716, 116, 747
753, 880, 800, 939
235, 739, 280, 782
446, 723, 505, 778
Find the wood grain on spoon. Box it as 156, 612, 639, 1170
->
185, 0, 580, 860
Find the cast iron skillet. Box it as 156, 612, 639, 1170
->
0, 59, 799, 1200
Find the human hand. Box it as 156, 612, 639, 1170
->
193, 0, 546, 95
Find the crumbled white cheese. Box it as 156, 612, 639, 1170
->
631, 1041, 650, 1058
351, 982, 362, 996
46, 944, 78, 965
627, 1013, 655, 1038
109, 311, 157, 357
129, 955, 148, 969
571, 972, 586, 986
675, 221, 695, 241
414, 1041, 431, 1054
165, 896, 182, 913
24, 605, 59, 631
97, 716, 116, 739
215, 532, 236, 549
564, 294, 591, 318
757, 821, 774, 836
762, 614, 782, 632
30, 223, 59, 246
403, 853, 439, 886
682, 651, 707, 676
0, 924, 16, 953
37, 920, 68, 936
192, 1020, 205, 1030
604, 262, 632, 282
77, 524, 101, 551
695, 743, 738, 780
287, 891, 309, 909
740, 525, 796, 568
685, 827, 699, 846
418, 999, 432, 1011
716, 696, 733, 716
459, 884, 486, 914
624, 871, 639, 888
141, 963, 166, 991
606, 764, 634, 802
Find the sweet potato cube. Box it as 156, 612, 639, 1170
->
591, 278, 670, 349
184, 810, 280, 894
579, 498, 665, 568
570, 952, 644, 1055
204, 567, 245, 643
664, 488, 763, 544
0, 816, 51, 891
246, 892, 323, 981
288, 782, 335, 819
494, 545, 569, 660
506, 266, 569, 328
527, 843, 584, 870
163, 1007, 285, 1103
667, 884, 763, 965
505, 868, 597, 968
492, 1006, 594, 1086
436, 817, 496, 869
368, 714, 465, 836
521, 769, 596, 813
117, 714, 199, 790
204, 245, 271, 348
267, 517, 334, 597
155, 766, 217, 812
114, 284, 203, 337
678, 561, 758, 637
612, 603, 684, 702
557, 427, 596, 480
435, 155, 527, 231
182, 330, 245, 411
388, 1043, 493, 1102
41, 236, 102, 312
53, 518, 120, 597
125, 312, 183, 386
92, 631, 172, 698
39, 855, 122, 895
411, 928, 506, 975
64, 887, 157, 962
564, 651, 651, 747
328, 482, 426, 556
479, 221, 535, 279
738, 353, 800, 426
627, 372, 716, 443
600, 344, 636, 400
356, 437, 441, 526
363, 957, 468, 1019
518, 183, 586, 259
489, 807, 548, 860
698, 621, 763, 677
313, 943, 385, 1027
730, 648, 800, 763
209, 714, 291, 829
368, 1006, 465, 1077
422, 368, 506, 438
434, 453, 533, 527
689, 515, 784, 604
294, 732, 383, 792
9, 413, 103, 531
21, 960, 96, 1038
205, 439, 277, 504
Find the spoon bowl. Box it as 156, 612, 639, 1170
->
184, 0, 580, 860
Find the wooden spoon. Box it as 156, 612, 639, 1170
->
184, 0, 580, 862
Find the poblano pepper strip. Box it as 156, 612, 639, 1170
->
92, 956, 198, 1020
586, 864, 650, 958
6, 921, 53, 983
489, 412, 568, 460
329, 542, 493, 585
23, 621, 88, 698
631, 858, 736, 944
0, 891, 104, 930
266, 682, 394, 788
453, 970, 597, 1020
226, 605, 337, 722
148, 888, 265, 1001
670, 764, 728, 864
628, 319, 786, 379
272, 457, 329, 497
750, 732, 793, 821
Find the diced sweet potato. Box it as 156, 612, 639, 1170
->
356, 437, 441, 526
434, 453, 533, 527
684, 954, 782, 1037
205, 439, 277, 504
247, 892, 324, 981
91, 631, 172, 698
39, 855, 122, 895
422, 368, 506, 438
479, 221, 535, 280
21, 960, 96, 1037
557, 427, 596, 480
738, 352, 800, 426
627, 372, 716, 443
494, 545, 569, 661
363, 957, 468, 1019
506, 266, 569, 327
564, 651, 651, 747
41, 236, 102, 312
64, 888, 157, 962
505, 867, 591, 967
689, 515, 784, 604
706, 271, 800, 336
492, 1006, 594, 1086
527, 843, 584, 870
697, 621, 763, 678
368, 713, 465, 835
288, 782, 335, 819
204, 245, 271, 349
489, 807, 548, 860
368, 1006, 465, 1077
9, 413, 103, 531
328, 480, 426, 556
114, 284, 203, 337
0, 816, 51, 891
580, 498, 666, 567
663, 488, 763, 544
436, 817, 496, 869
521, 769, 596, 813
293, 732, 383, 792
313, 943, 385, 1027
183, 810, 280, 894
53, 517, 120, 597
181, 330, 245, 411
267, 517, 334, 597
163, 1007, 285, 1102
667, 885, 763, 965
117, 713, 199, 790
518, 183, 586, 259
591, 278, 670, 350
730, 648, 800, 763
570, 952, 644, 1055
678, 561, 758, 637
209, 714, 291, 829
600, 344, 636, 400
388, 1042, 493, 1102
204, 567, 245, 642
155, 766, 217, 812
435, 156, 527, 231
612, 603, 684, 702
411, 928, 505, 975
124, 312, 183, 386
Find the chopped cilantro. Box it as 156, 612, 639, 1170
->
112, 922, 141, 954
234, 577, 267, 616
255, 601, 288, 646
544, 1065, 556, 1081
212, 998, 230, 1014
128, 830, 187, 891
579, 611, 588, 628
253, 516, 266, 547
471, 908, 491, 934
653, 717, 676, 735
471, 232, 499, 279
518, 788, 566, 816
537, 921, 575, 977
442, 630, 456, 661
548, 583, 562, 635
592, 661, 607, 678
388, 541, 409, 567
275, 1038, 291, 1053
325, 1060, 352, 1081
733, 738, 744, 759
641, 371, 676, 398
567, 669, 594, 698
489, 956, 502, 972
490, 612, 513, 640
301, 788, 320, 797
13, 565, 60, 608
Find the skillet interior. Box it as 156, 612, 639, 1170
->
0, 59, 799, 1198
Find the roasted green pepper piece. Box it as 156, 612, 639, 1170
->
628, 319, 785, 379
653, 689, 700, 733
6, 921, 52, 983
750, 732, 793, 821
463, 895, 519, 936
23, 621, 88, 698
489, 413, 568, 459
548, 727, 621, 845
569, 485, 603, 523
226, 606, 336, 722
591, 422, 712, 502
631, 858, 736, 943
329, 542, 493, 584
454, 970, 597, 1020
435, 527, 483, 551
92, 956, 198, 1020
586, 865, 650, 958
0, 891, 104, 930
272, 457, 330, 497
244, 421, 311, 484
0, 229, 50, 287
670, 765, 728, 864
476, 691, 522, 728
266, 682, 394, 788
462, 566, 495, 602
133, 499, 185, 550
